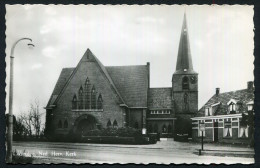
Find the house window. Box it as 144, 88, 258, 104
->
239, 126, 249, 138
58, 120, 62, 128
224, 121, 232, 137
182, 76, 189, 90
72, 94, 77, 109
97, 94, 103, 109
113, 120, 118, 128
64, 120, 68, 128
229, 103, 236, 114
205, 108, 209, 116
91, 86, 96, 109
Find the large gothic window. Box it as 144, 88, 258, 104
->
182, 76, 189, 90
85, 78, 91, 109
71, 77, 103, 110
91, 86, 96, 109
78, 86, 84, 109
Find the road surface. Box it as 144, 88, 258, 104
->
12, 141, 254, 164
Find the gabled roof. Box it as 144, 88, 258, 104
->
148, 88, 172, 109
197, 88, 254, 117
46, 49, 149, 108
106, 65, 149, 107
46, 49, 126, 108
175, 13, 195, 74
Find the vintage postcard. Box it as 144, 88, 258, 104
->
5, 5, 254, 164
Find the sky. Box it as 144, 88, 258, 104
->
5, 5, 254, 121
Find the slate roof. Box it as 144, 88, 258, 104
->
106, 65, 149, 107
176, 13, 194, 72
148, 88, 172, 109
196, 88, 254, 117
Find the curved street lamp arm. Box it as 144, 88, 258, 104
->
10, 38, 32, 58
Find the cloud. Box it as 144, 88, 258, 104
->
42, 46, 57, 58
31, 63, 43, 70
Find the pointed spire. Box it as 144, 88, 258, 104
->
175, 13, 193, 72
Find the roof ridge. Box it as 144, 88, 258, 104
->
106, 65, 147, 67
150, 87, 172, 89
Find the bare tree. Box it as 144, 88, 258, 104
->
30, 99, 43, 138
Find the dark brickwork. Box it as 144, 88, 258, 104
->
51, 56, 125, 136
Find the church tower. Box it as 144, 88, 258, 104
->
172, 13, 198, 137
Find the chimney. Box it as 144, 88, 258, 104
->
247, 81, 254, 91
216, 88, 220, 96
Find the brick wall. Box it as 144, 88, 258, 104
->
51, 59, 125, 135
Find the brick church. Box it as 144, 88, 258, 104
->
45, 14, 198, 139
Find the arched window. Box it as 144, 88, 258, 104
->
97, 94, 103, 109
107, 119, 112, 128
85, 78, 91, 109
91, 86, 96, 109
168, 124, 172, 133
58, 120, 62, 128
113, 120, 118, 128
78, 86, 84, 109
72, 94, 77, 109
134, 121, 139, 129
64, 120, 68, 128
162, 124, 167, 133
182, 76, 189, 90
154, 124, 158, 133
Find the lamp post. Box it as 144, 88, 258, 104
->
6, 38, 34, 163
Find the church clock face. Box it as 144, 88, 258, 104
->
190, 76, 197, 84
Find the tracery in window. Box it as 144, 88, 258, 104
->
71, 77, 103, 110
85, 78, 91, 109
91, 86, 96, 109
78, 86, 84, 109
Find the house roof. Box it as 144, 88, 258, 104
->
106, 65, 149, 107
46, 49, 149, 108
148, 88, 172, 109
197, 88, 254, 117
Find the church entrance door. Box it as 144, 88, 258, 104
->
74, 115, 97, 136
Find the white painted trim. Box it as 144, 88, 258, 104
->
191, 113, 243, 120
227, 99, 237, 105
